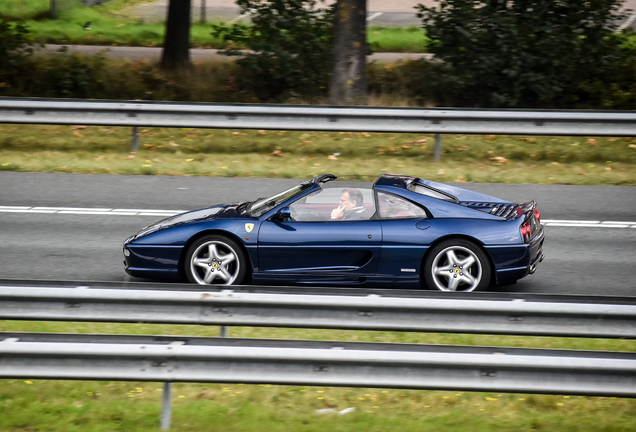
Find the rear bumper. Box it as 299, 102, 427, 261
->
487, 225, 545, 285
527, 225, 546, 274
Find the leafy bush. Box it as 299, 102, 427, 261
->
416, 0, 631, 108
212, 0, 335, 101
0, 20, 34, 90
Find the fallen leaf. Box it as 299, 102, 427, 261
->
552, 162, 560, 165
489, 156, 508, 164
94, 156, 105, 160
73, 132, 84, 138
169, 142, 179, 147
72, 125, 86, 130
485, 135, 496, 140
587, 138, 598, 146
328, 154, 338, 160
126, 155, 135, 159
271, 150, 283, 157
629, 144, 636, 149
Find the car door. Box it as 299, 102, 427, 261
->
374, 190, 436, 279
257, 188, 381, 281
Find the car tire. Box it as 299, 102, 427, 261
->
184, 235, 249, 285
423, 239, 491, 292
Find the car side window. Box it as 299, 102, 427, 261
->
376, 191, 428, 219
289, 188, 375, 222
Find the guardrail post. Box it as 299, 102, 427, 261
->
131, 127, 139, 152
434, 133, 442, 161
220, 326, 229, 338
161, 382, 172, 430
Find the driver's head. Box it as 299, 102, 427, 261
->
341, 189, 363, 209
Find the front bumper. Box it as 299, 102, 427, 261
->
123, 243, 184, 281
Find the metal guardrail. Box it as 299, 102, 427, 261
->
2, 282, 636, 428
1, 285, 636, 339
2, 332, 635, 397
1, 97, 636, 136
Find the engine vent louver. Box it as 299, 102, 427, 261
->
460, 202, 521, 220
490, 204, 519, 219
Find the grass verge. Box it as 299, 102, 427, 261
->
1, 0, 429, 52
1, 124, 635, 185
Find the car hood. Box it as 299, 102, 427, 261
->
128, 203, 242, 241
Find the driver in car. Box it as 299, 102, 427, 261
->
331, 189, 367, 220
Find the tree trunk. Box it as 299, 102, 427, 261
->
161, 0, 192, 69
328, 0, 367, 105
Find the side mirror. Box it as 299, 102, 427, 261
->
276, 206, 292, 221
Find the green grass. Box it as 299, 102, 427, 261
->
1, 124, 635, 185
2, 378, 634, 432
368, 26, 429, 53
0, 0, 429, 52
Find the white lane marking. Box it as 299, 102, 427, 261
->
542, 219, 636, 229
32, 207, 112, 212
1, 207, 635, 228
0, 206, 184, 217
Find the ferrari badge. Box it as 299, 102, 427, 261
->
245, 223, 254, 233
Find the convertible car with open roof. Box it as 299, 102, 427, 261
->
123, 174, 544, 292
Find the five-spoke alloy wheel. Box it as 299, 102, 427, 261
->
423, 239, 491, 292
184, 235, 249, 285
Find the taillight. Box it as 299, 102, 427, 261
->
535, 208, 541, 222
520, 222, 532, 242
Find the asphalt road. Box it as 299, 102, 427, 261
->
1, 172, 635, 297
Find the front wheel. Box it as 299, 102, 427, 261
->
184, 235, 249, 285
423, 239, 491, 292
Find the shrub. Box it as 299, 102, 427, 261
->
0, 20, 34, 90
416, 0, 631, 108
212, 0, 335, 101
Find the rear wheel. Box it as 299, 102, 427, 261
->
423, 239, 491, 292
184, 235, 249, 285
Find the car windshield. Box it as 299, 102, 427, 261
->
245, 183, 313, 217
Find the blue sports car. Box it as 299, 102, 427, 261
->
123, 174, 544, 292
